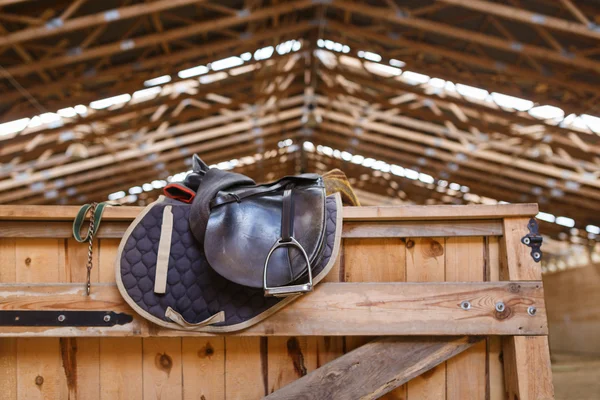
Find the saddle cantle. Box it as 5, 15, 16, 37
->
115, 155, 342, 332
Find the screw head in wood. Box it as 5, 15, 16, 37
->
460, 301, 471, 310
527, 306, 537, 316
495, 302, 505, 312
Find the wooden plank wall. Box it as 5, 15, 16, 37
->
0, 234, 505, 399
544, 263, 600, 355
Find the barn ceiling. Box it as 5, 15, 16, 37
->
1, 0, 600, 247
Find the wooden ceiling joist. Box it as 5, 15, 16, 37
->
0, 0, 205, 48
1, 0, 314, 79
1, 22, 314, 119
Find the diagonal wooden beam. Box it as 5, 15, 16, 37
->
0, 0, 205, 48
324, 21, 596, 109
0, 0, 314, 78
0, 22, 313, 118
439, 0, 600, 41
560, 0, 591, 25
330, 0, 600, 73
265, 336, 483, 400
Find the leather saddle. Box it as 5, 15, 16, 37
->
115, 155, 342, 332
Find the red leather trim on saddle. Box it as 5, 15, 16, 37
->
163, 183, 196, 203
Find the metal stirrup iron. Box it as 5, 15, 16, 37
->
262, 185, 314, 297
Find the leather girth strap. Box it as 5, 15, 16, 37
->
281, 186, 295, 281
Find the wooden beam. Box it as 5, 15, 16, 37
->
1, 0, 314, 78
4, 119, 303, 205
320, 107, 600, 190
265, 336, 482, 400
0, 22, 313, 114
342, 219, 504, 237
313, 118, 600, 212
0, 0, 206, 48
0, 59, 304, 160
501, 217, 555, 399
317, 77, 600, 173
0, 217, 506, 239
0, 281, 547, 336
0, 93, 305, 184
312, 130, 600, 222
0, 107, 304, 192
325, 20, 597, 104
0, 201, 537, 221
439, 0, 600, 41
331, 0, 600, 73
560, 0, 591, 25
319, 64, 600, 161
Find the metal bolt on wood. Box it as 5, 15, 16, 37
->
460, 301, 471, 310
527, 306, 537, 316
57, 314, 66, 322
495, 301, 505, 312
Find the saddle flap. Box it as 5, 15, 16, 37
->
203, 182, 326, 289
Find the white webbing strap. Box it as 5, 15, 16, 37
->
165, 307, 225, 330
154, 205, 173, 294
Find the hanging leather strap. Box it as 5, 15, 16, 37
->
72, 202, 110, 242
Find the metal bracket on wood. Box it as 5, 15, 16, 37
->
0, 311, 133, 327
521, 218, 543, 263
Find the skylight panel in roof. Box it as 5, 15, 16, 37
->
556, 216, 575, 227
0, 117, 30, 137
133, 87, 162, 100
455, 83, 489, 101
211, 56, 243, 71
536, 212, 555, 223
57, 107, 78, 118
144, 75, 171, 87
400, 71, 430, 85
90, 94, 131, 109
254, 46, 274, 60
276, 40, 301, 55
491, 92, 533, 111
364, 62, 401, 77
586, 225, 600, 234
357, 51, 382, 62
580, 114, 600, 133
74, 105, 87, 115
178, 65, 209, 79
529, 105, 565, 120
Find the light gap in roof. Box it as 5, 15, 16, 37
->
178, 65, 209, 79
144, 75, 171, 87
90, 94, 131, 110
211, 56, 244, 71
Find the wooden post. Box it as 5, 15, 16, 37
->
501, 218, 555, 399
